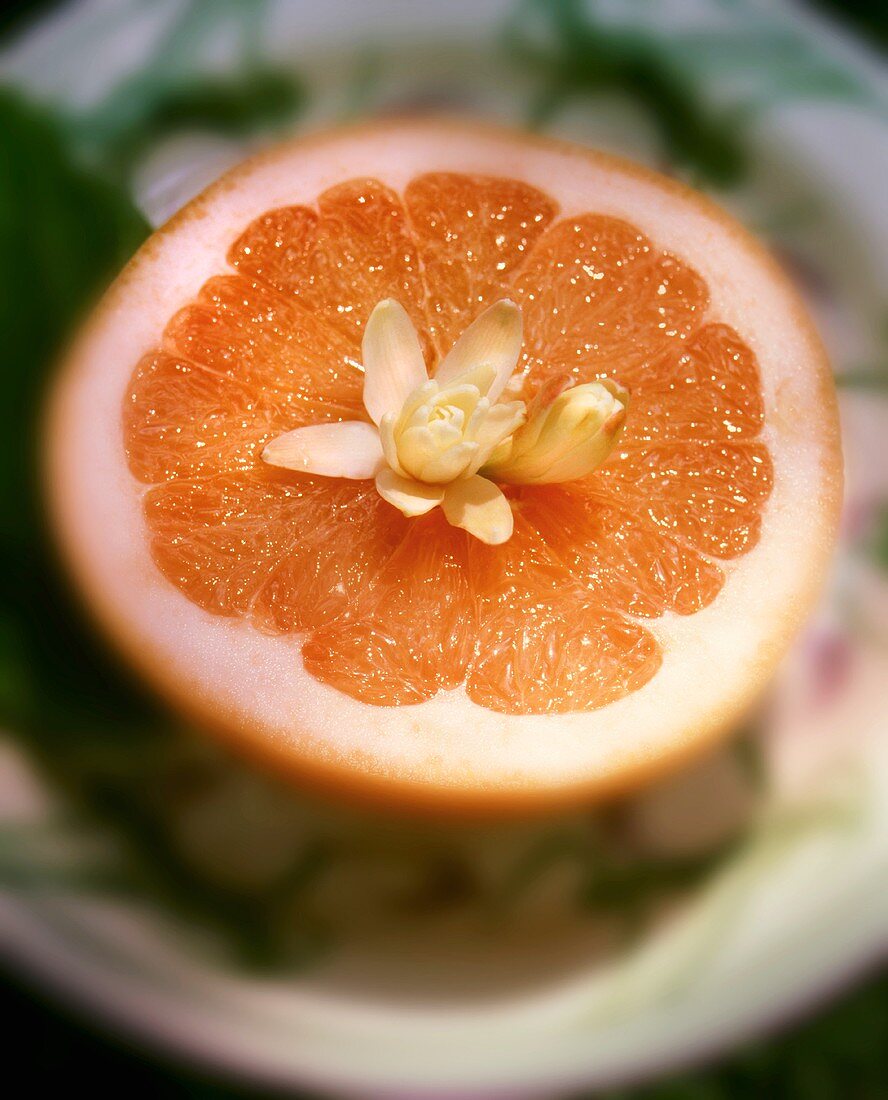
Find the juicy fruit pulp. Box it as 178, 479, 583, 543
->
124, 173, 772, 715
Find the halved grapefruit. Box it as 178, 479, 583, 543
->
47, 121, 842, 814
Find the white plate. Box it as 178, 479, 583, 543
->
1, 1, 887, 1096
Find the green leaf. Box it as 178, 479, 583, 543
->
863, 502, 888, 572
600, 974, 888, 1098
836, 366, 888, 391
78, 66, 307, 179
0, 87, 158, 744
505, 0, 749, 186
505, 0, 882, 187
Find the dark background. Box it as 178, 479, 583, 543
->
4, 965, 886, 1098
1, 1, 886, 1096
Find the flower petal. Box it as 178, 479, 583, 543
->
405, 436, 479, 483
435, 299, 523, 402
398, 379, 438, 426
262, 421, 383, 479
362, 299, 428, 425
442, 476, 514, 545
467, 399, 526, 474
443, 362, 496, 397
378, 413, 405, 475
375, 468, 445, 517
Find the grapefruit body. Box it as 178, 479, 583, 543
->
48, 122, 841, 814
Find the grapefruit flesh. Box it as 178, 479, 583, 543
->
49, 122, 841, 812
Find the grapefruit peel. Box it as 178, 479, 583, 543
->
46, 121, 843, 812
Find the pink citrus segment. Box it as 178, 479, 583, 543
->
302, 513, 474, 706
511, 214, 708, 386
466, 514, 661, 714
597, 442, 773, 560
145, 472, 405, 634
620, 324, 766, 446
165, 275, 364, 422
518, 487, 725, 618
403, 173, 558, 354
229, 179, 430, 355
124, 350, 259, 483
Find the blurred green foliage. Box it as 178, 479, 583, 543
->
506, 0, 880, 188
863, 502, 888, 573
506, 0, 747, 185
75, 67, 305, 180
0, 88, 154, 735
814, 0, 888, 51
603, 971, 888, 1099
498, 822, 736, 945
836, 314, 888, 394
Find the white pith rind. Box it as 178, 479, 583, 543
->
47, 122, 841, 810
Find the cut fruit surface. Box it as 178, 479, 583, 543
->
48, 121, 841, 813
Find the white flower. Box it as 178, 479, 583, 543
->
262, 298, 628, 544
483, 376, 629, 485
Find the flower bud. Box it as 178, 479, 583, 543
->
483, 377, 628, 484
